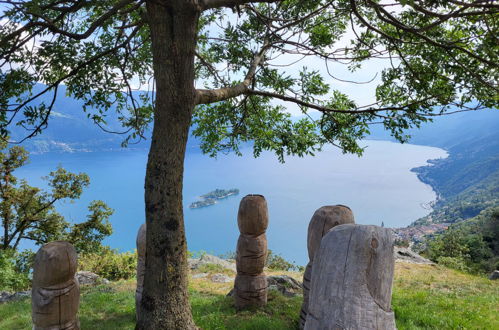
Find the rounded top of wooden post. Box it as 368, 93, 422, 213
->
307, 205, 355, 261
32, 241, 78, 287
237, 194, 268, 235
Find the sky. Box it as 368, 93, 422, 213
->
0, 3, 397, 118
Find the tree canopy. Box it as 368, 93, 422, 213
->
0, 1, 497, 155
0, 140, 113, 252
0, 0, 497, 328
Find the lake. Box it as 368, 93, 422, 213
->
17, 140, 447, 265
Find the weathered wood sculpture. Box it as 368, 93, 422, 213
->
299, 205, 355, 328
32, 241, 80, 330
305, 224, 396, 330
234, 194, 268, 309
136, 223, 146, 320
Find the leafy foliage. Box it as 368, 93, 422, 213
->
78, 247, 137, 281
0, 0, 497, 160
266, 249, 303, 272
424, 207, 499, 273
0, 141, 113, 252
0, 249, 31, 291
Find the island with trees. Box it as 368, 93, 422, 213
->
190, 189, 239, 209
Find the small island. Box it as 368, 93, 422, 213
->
190, 188, 239, 209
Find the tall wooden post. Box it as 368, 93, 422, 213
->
300, 205, 355, 328
234, 194, 268, 309
32, 241, 80, 330
305, 224, 396, 330
136, 223, 146, 320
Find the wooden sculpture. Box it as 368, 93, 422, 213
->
305, 224, 396, 330
136, 223, 146, 319
32, 241, 80, 330
299, 205, 355, 328
234, 194, 268, 309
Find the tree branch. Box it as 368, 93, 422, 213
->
245, 89, 443, 115
201, 0, 281, 11
195, 37, 270, 104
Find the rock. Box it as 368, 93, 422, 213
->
489, 270, 499, 280
267, 275, 302, 297
0, 290, 31, 304
227, 275, 302, 298
76, 271, 110, 286
394, 247, 434, 264
210, 273, 234, 283
192, 273, 209, 279
189, 254, 236, 273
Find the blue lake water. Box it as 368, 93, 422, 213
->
16, 140, 446, 265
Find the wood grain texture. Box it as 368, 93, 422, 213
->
307, 205, 355, 261
135, 223, 146, 320
304, 224, 396, 330
300, 205, 355, 329
236, 233, 267, 275
32, 241, 80, 330
234, 274, 267, 309
237, 195, 269, 235
235, 195, 268, 309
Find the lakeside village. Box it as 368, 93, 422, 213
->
189, 188, 240, 209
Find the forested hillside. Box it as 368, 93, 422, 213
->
411, 109, 499, 226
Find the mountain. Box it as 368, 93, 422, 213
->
5, 84, 203, 154
409, 109, 499, 226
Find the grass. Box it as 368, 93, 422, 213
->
1, 263, 497, 329
393, 263, 498, 329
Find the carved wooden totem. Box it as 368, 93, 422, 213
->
305, 224, 396, 330
32, 241, 80, 330
299, 205, 355, 328
135, 223, 146, 319
234, 194, 268, 309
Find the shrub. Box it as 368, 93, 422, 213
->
436, 256, 470, 272
266, 250, 303, 272
394, 239, 410, 248
0, 249, 31, 292
78, 247, 137, 281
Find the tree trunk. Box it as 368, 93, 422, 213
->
136, 1, 199, 329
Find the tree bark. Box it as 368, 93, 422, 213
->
136, 1, 199, 329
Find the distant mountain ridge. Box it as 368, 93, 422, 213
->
6, 85, 498, 157
6, 84, 202, 154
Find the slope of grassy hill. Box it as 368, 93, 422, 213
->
1, 262, 497, 330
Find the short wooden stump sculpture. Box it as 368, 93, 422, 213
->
299, 205, 355, 328
136, 223, 146, 319
305, 224, 396, 330
32, 241, 80, 330
234, 194, 268, 309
